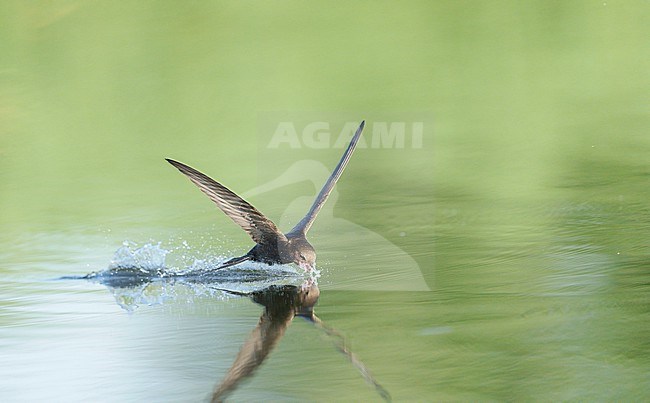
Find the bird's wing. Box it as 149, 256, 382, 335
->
288, 120, 365, 236
166, 159, 286, 245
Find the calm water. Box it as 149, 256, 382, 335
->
1, 1, 649, 401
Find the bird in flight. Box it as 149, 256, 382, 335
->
166, 120, 365, 272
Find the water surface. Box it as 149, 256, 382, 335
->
1, 1, 649, 401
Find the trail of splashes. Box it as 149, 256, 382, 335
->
86, 241, 314, 312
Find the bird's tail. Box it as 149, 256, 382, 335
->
215, 255, 251, 270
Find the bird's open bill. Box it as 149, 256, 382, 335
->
299, 261, 315, 272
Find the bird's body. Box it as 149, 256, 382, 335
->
166, 120, 365, 272
221, 236, 314, 268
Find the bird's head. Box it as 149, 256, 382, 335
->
290, 239, 316, 272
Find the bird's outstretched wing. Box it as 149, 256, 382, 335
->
166, 159, 286, 245
288, 120, 365, 236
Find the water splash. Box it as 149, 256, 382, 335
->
82, 241, 313, 312
109, 241, 169, 273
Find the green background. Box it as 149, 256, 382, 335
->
1, 1, 649, 401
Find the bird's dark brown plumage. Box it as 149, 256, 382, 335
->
165, 159, 286, 246
166, 120, 365, 271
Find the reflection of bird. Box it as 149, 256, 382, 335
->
210, 284, 319, 402
210, 283, 390, 403
166, 121, 365, 272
